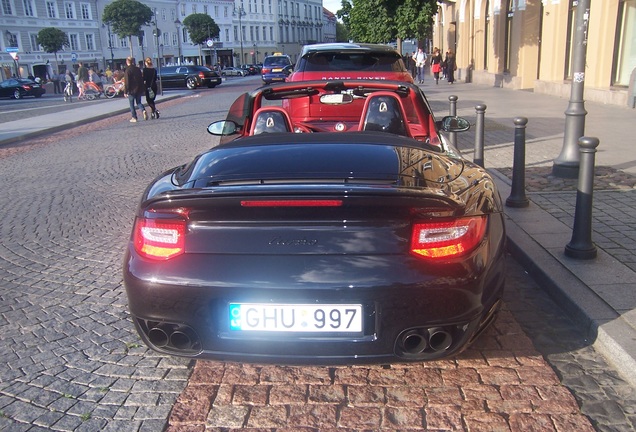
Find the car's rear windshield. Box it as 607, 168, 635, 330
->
300, 52, 406, 72
264, 56, 291, 67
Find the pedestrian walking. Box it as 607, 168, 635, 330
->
143, 57, 160, 119
445, 49, 457, 84
52, 72, 61, 94
409, 51, 417, 79
412, 48, 427, 84
76, 62, 89, 98
123, 57, 147, 123
430, 48, 443, 85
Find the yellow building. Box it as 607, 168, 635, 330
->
433, 0, 636, 107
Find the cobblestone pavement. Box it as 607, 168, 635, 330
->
1, 82, 635, 432
166, 257, 636, 431
0, 93, 226, 431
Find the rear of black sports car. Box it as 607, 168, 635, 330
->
123, 132, 505, 365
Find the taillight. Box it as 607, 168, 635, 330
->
198, 71, 205, 79
262, 68, 271, 74
410, 216, 487, 259
133, 217, 186, 260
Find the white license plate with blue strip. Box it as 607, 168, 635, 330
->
229, 303, 362, 332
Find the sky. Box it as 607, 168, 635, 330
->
323, 0, 341, 14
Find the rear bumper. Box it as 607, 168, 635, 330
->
124, 247, 505, 365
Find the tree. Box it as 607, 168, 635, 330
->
37, 27, 69, 73
338, 0, 437, 47
103, 0, 153, 59
183, 13, 220, 66
335, 22, 349, 43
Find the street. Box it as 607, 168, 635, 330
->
0, 76, 634, 431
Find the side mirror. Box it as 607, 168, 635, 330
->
207, 120, 239, 136
437, 116, 471, 132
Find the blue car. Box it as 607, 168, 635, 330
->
261, 54, 292, 84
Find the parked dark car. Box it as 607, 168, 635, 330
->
242, 64, 259, 75
261, 54, 292, 84
158, 65, 222, 89
0, 78, 46, 99
123, 79, 505, 365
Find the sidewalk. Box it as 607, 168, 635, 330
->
1, 81, 634, 390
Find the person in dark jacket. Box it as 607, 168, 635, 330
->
123, 56, 147, 122
142, 57, 159, 119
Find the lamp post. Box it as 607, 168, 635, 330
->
104, 23, 115, 68
233, 6, 245, 66
174, 19, 182, 64
153, 9, 163, 95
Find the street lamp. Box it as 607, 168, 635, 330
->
103, 23, 115, 68
233, 5, 245, 66
174, 18, 182, 64
152, 9, 163, 95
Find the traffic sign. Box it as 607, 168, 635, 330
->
206, 39, 214, 47
9, 52, 18, 60
71, 52, 77, 62
5, 47, 18, 53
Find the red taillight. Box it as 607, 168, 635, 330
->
262, 68, 271, 74
133, 217, 186, 260
410, 216, 487, 259
198, 71, 205, 79
241, 200, 342, 207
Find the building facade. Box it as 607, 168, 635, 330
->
0, 0, 328, 80
433, 0, 636, 107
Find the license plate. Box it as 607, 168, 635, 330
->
229, 303, 362, 332
273, 68, 282, 72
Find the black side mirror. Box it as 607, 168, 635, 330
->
436, 116, 471, 132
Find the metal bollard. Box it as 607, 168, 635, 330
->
448, 95, 458, 148
506, 117, 530, 208
474, 104, 486, 167
564, 136, 599, 259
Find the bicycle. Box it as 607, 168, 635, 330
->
77, 81, 102, 101
104, 80, 124, 99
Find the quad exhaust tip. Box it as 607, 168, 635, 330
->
397, 326, 455, 356
139, 320, 201, 354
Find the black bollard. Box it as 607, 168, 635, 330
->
449, 95, 458, 148
506, 117, 530, 208
474, 104, 486, 167
564, 136, 599, 259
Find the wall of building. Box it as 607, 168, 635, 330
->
434, 0, 635, 108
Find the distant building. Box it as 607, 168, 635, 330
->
433, 0, 635, 107
0, 0, 333, 80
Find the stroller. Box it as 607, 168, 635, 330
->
79, 81, 103, 100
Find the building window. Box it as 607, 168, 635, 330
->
65, 2, 75, 19
484, 0, 490, 70
263, 26, 266, 41
564, 0, 577, 79
30, 33, 41, 51
191, 4, 196, 14
46, 1, 57, 18
613, 0, 636, 86
120, 37, 128, 48
2, 0, 14, 15
171, 8, 175, 21
109, 33, 118, 49
172, 33, 177, 46
5, 30, 18, 48
203, 5, 207, 15
85, 33, 94, 50
69, 33, 79, 50
180, 3, 185, 16
161, 8, 166, 20
503, 0, 513, 73
80, 3, 91, 20
23, 0, 35, 16
139, 30, 146, 47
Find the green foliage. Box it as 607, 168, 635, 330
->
183, 13, 220, 45
339, 0, 437, 43
102, 0, 153, 39
37, 27, 69, 54
336, 22, 350, 42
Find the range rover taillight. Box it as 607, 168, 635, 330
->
410, 216, 487, 259
133, 217, 186, 260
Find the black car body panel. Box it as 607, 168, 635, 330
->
123, 80, 506, 365
158, 65, 222, 89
